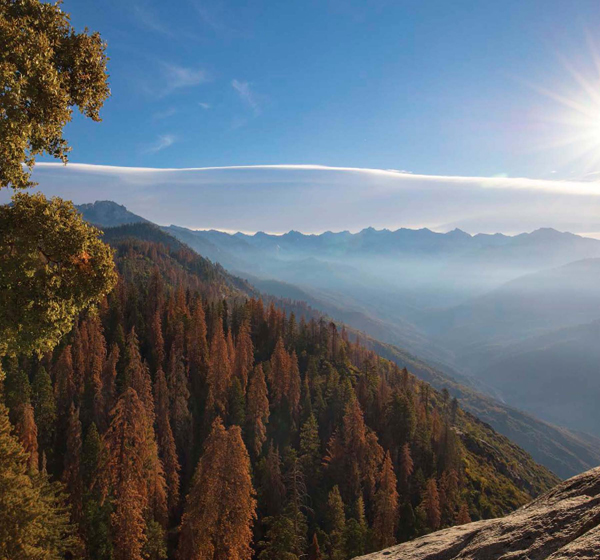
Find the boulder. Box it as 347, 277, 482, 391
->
355, 466, 600, 559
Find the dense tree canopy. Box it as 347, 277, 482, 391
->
0, 0, 109, 190
0, 193, 117, 357
0, 233, 557, 559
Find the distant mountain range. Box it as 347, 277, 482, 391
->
77, 200, 600, 478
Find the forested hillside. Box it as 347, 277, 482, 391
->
2, 225, 558, 560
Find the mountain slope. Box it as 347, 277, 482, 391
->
101, 225, 559, 503
356, 465, 600, 560
81, 202, 600, 478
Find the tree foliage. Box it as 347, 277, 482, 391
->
0, 193, 117, 357
0, 0, 109, 190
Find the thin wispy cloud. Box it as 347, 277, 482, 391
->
198, 102, 211, 110
16, 163, 600, 236
142, 134, 176, 154
153, 107, 177, 120
192, 1, 246, 38
232, 79, 260, 115
133, 5, 173, 36
132, 4, 200, 41
157, 62, 209, 97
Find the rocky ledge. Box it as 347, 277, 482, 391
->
355, 466, 600, 560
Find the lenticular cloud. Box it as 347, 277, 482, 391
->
9, 162, 600, 236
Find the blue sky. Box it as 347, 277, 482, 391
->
59, 0, 600, 179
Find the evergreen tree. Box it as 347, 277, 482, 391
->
455, 502, 471, 525
15, 402, 39, 472
399, 442, 414, 488
81, 422, 113, 560
283, 456, 309, 558
31, 365, 57, 459
206, 318, 233, 421
101, 388, 166, 560
63, 404, 83, 523
154, 367, 181, 513
234, 318, 254, 390
0, 401, 79, 559
269, 337, 290, 408
178, 418, 256, 560
307, 533, 323, 560
299, 413, 322, 490
326, 485, 346, 560
372, 452, 399, 550
258, 515, 300, 560
420, 478, 441, 532
246, 364, 270, 457
167, 324, 193, 477
343, 497, 368, 559
258, 443, 287, 518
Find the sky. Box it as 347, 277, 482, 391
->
25, 0, 600, 233
16, 163, 600, 237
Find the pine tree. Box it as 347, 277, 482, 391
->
373, 451, 399, 550
343, 497, 368, 559
439, 469, 459, 525
166, 326, 193, 477
258, 443, 287, 518
206, 317, 233, 421
307, 533, 323, 560
31, 366, 56, 459
154, 367, 180, 513
455, 502, 471, 525
399, 442, 414, 488
83, 314, 107, 430
258, 515, 300, 560
101, 343, 119, 426
228, 377, 247, 427
150, 310, 166, 372
288, 351, 301, 425
101, 388, 166, 560
15, 402, 39, 472
283, 457, 309, 558
246, 364, 270, 457
299, 413, 321, 490
326, 485, 346, 560
81, 422, 113, 560
63, 404, 83, 523
0, 401, 79, 559
269, 337, 290, 408
420, 478, 441, 532
178, 418, 256, 560
124, 328, 155, 419
234, 318, 254, 390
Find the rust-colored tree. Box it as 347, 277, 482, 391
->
101, 388, 167, 560
245, 364, 270, 457
206, 318, 232, 421
420, 478, 441, 532
178, 418, 257, 560
154, 367, 180, 514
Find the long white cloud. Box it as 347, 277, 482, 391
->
4, 162, 600, 235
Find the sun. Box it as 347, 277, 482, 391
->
522, 36, 600, 179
